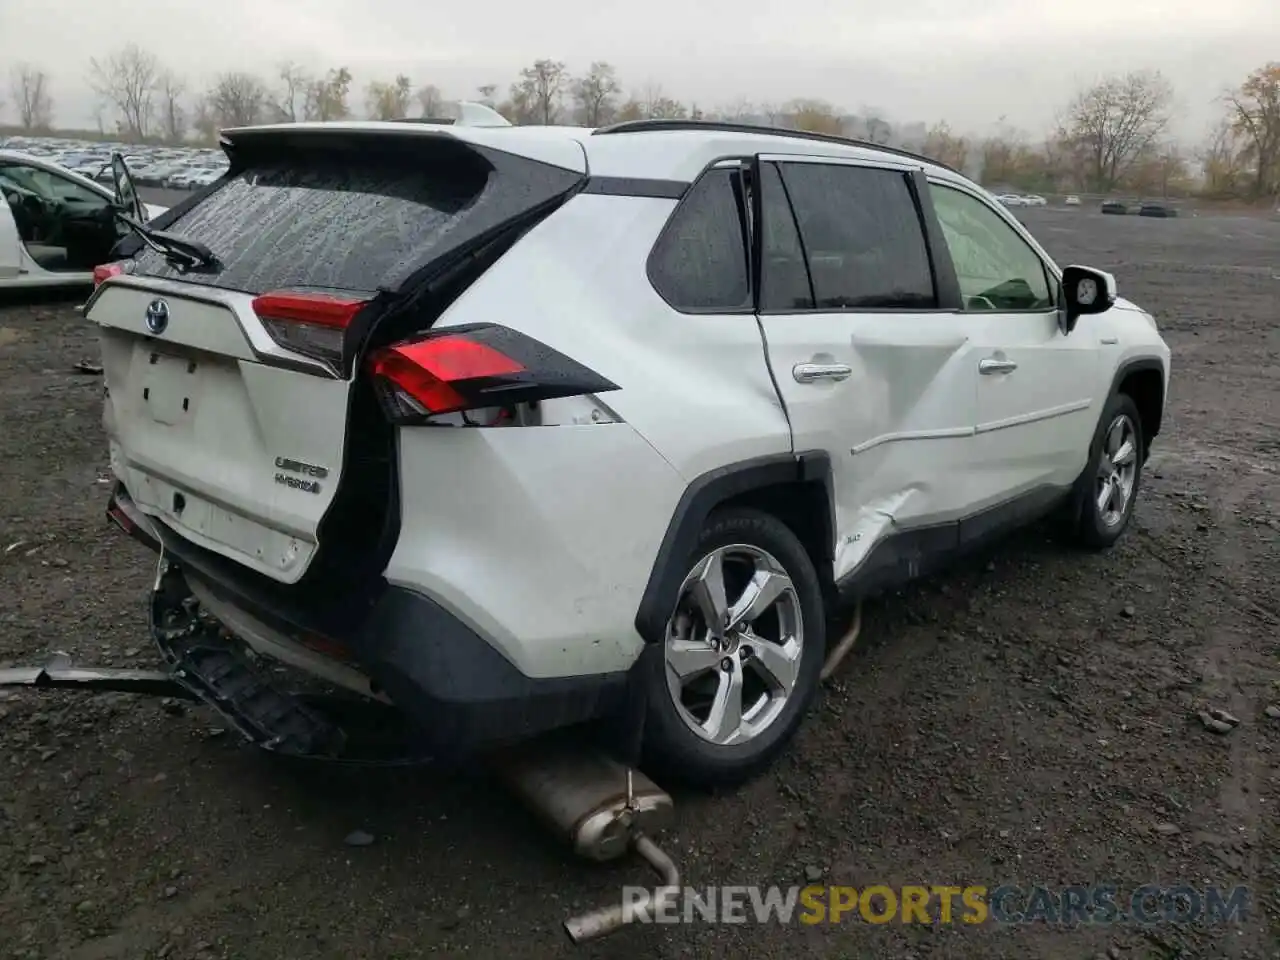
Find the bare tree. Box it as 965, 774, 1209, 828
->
1063, 70, 1174, 192
1197, 117, 1248, 196
512, 59, 566, 125
920, 121, 969, 170
205, 72, 269, 129
303, 67, 352, 122
717, 97, 755, 121
1224, 62, 1280, 200
158, 71, 187, 142
415, 83, 445, 118
638, 83, 685, 119
570, 61, 620, 126
9, 64, 54, 130
270, 62, 309, 122
612, 98, 644, 123
784, 99, 842, 135
366, 75, 412, 120
88, 44, 160, 140
861, 110, 892, 144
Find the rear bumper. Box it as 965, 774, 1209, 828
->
108, 485, 629, 756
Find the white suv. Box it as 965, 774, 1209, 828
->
89, 117, 1171, 787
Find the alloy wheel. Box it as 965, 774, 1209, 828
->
663, 544, 803, 746
1096, 413, 1139, 527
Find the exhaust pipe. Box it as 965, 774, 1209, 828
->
563, 833, 679, 943
492, 737, 678, 943
820, 601, 862, 682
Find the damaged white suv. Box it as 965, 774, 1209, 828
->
90, 116, 1170, 786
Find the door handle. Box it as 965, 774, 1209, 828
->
793, 362, 853, 383
978, 357, 1018, 375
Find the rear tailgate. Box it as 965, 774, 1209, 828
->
91, 126, 587, 584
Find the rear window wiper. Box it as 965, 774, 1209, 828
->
114, 212, 220, 272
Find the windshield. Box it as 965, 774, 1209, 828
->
0, 164, 106, 204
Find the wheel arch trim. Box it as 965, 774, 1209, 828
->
1109, 355, 1167, 442
633, 451, 833, 645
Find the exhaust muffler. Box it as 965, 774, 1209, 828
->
492, 738, 679, 943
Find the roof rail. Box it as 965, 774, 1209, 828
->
591, 118, 957, 174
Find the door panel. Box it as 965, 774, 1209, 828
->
927, 181, 1099, 506
970, 312, 1099, 496
756, 158, 980, 582
0, 186, 22, 277
762, 316, 981, 580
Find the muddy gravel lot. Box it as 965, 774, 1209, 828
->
1, 208, 1278, 960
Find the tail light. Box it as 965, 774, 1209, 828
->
253, 291, 370, 369
366, 323, 619, 425
93, 262, 128, 287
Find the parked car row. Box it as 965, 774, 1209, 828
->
1101, 200, 1179, 217
0, 135, 227, 191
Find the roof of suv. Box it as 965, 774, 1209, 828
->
220, 118, 963, 186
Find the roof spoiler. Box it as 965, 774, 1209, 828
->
400, 102, 513, 128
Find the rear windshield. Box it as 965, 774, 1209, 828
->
132, 143, 580, 295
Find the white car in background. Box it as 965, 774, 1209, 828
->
1021, 194, 1047, 206
995, 193, 1025, 207
0, 150, 166, 290
1065, 195, 1082, 206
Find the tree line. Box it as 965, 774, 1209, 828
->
2, 47, 1278, 202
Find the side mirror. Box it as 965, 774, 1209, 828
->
1059, 264, 1117, 334
110, 152, 147, 223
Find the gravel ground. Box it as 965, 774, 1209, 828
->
1, 208, 1278, 960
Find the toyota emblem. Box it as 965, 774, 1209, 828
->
145, 299, 169, 335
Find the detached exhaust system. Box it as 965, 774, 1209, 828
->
492, 738, 680, 944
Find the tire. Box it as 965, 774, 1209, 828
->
1071, 392, 1145, 549
640, 507, 826, 788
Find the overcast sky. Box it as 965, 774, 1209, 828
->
2, 0, 1277, 141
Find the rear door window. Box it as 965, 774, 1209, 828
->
776, 162, 936, 310
132, 145, 581, 295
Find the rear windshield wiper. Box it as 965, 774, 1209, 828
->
114, 212, 219, 272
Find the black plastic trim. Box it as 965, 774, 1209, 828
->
633, 451, 834, 644
1109, 355, 1166, 441
908, 169, 963, 310
581, 176, 688, 198
592, 119, 961, 174
358, 588, 629, 756
108, 485, 625, 756
835, 484, 1072, 603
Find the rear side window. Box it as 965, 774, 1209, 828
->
132, 145, 581, 295
648, 167, 751, 312
777, 163, 936, 310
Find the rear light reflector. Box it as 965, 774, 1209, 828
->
253, 291, 369, 370
366, 323, 619, 424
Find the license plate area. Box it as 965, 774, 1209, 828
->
140, 350, 200, 426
